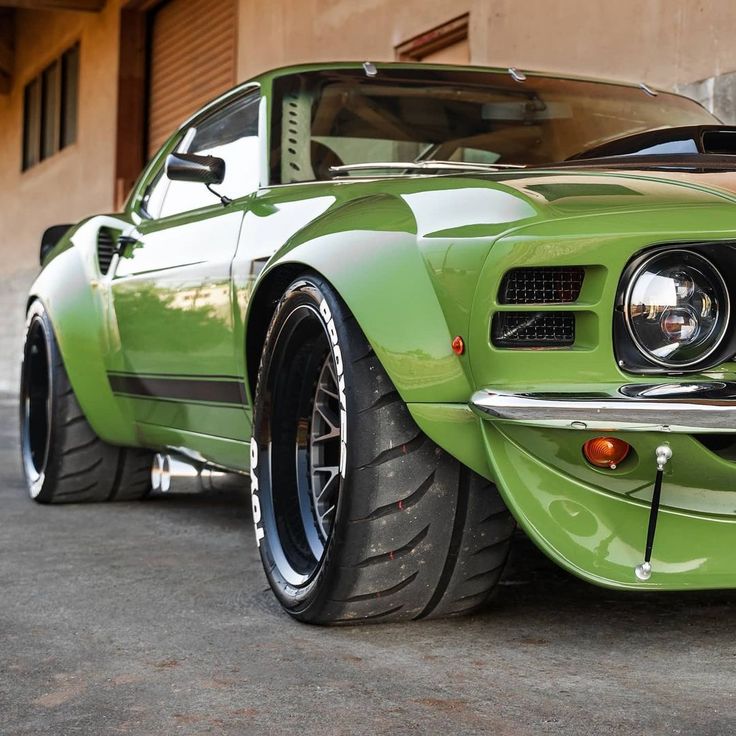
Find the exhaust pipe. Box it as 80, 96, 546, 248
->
151, 453, 246, 494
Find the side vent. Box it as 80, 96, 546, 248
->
97, 228, 117, 274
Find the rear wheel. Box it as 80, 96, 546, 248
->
250, 275, 516, 624
20, 301, 153, 504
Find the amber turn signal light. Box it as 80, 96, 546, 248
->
451, 336, 465, 355
583, 437, 631, 469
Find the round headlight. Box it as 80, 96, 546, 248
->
625, 250, 729, 368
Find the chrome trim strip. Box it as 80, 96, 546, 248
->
470, 382, 736, 433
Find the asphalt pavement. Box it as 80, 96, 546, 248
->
1, 397, 735, 735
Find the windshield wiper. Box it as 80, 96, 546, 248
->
328, 160, 526, 176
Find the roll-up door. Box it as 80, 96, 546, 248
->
147, 0, 237, 158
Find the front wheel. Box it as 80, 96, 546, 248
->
250, 275, 516, 624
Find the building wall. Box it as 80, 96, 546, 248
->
234, 0, 736, 90
0, 1, 121, 390
472, 0, 736, 90
1, 0, 736, 391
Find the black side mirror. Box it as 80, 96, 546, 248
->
165, 152, 225, 185
40, 224, 73, 265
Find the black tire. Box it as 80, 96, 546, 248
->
250, 275, 516, 624
20, 301, 153, 504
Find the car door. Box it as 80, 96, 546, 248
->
109, 88, 260, 447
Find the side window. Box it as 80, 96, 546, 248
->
138, 128, 191, 218
141, 169, 169, 218
158, 92, 260, 219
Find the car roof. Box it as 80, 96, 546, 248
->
257, 60, 649, 90
179, 61, 662, 131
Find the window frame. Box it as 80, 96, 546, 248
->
133, 84, 262, 221
268, 68, 719, 185
22, 43, 80, 171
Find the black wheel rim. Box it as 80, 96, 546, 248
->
21, 317, 52, 493
308, 355, 341, 541
262, 303, 343, 587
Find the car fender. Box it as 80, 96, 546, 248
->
27, 217, 138, 447
244, 192, 495, 478
248, 194, 474, 401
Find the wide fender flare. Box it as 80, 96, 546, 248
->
258, 237, 473, 404
246, 198, 492, 478
27, 219, 138, 446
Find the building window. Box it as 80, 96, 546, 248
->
395, 14, 470, 64
22, 43, 79, 171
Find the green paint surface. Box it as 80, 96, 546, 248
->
28, 62, 736, 591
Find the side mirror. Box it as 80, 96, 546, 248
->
165, 152, 225, 185
40, 224, 73, 265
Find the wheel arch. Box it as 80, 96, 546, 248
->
243, 234, 493, 480
244, 235, 474, 406
244, 262, 313, 402
25, 226, 138, 447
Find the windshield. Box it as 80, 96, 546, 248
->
270, 67, 717, 183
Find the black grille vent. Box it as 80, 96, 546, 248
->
97, 228, 116, 274
492, 312, 575, 348
499, 267, 584, 304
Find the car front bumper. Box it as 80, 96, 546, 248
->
470, 381, 736, 434
464, 379, 736, 591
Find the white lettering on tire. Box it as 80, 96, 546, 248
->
319, 298, 347, 478
250, 436, 265, 546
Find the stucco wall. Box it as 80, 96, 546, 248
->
236, 0, 472, 78
0, 2, 121, 391
472, 0, 736, 90
2, 0, 736, 392
235, 0, 736, 92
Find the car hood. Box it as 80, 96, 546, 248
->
387, 167, 736, 243
491, 167, 736, 216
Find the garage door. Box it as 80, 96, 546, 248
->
147, 0, 237, 158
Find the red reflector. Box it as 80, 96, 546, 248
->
583, 437, 631, 469
451, 336, 465, 355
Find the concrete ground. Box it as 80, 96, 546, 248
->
1, 398, 735, 736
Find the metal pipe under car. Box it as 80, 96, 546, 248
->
150, 453, 247, 494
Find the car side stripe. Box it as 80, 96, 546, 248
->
107, 373, 245, 406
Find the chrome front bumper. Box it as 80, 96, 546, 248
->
470, 382, 736, 434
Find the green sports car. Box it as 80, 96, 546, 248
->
22, 62, 736, 624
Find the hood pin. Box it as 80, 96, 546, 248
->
635, 444, 672, 581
